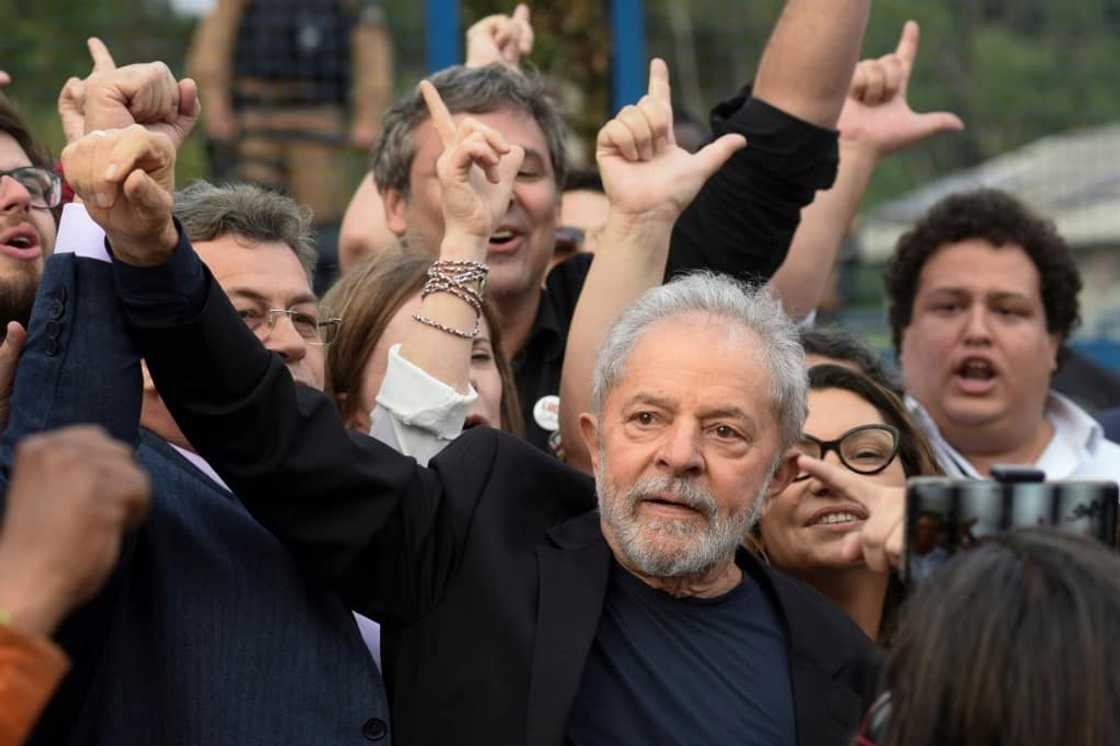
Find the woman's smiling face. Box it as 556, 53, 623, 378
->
759, 387, 907, 573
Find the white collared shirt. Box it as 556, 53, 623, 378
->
907, 391, 1120, 482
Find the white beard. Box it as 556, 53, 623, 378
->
595, 450, 769, 579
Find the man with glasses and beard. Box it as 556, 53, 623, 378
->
0, 96, 59, 334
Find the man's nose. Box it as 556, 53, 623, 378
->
655, 420, 704, 477
962, 304, 993, 344
0, 174, 32, 214
264, 313, 308, 363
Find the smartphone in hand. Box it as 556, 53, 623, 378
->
905, 473, 1118, 586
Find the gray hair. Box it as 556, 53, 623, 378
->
173, 181, 318, 279
371, 64, 568, 197
590, 272, 808, 450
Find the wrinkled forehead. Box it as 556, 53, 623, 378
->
615, 315, 773, 403
196, 235, 315, 306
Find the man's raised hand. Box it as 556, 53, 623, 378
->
596, 59, 745, 225
837, 21, 963, 160
466, 4, 534, 69
420, 80, 524, 245
62, 125, 178, 266
58, 38, 200, 148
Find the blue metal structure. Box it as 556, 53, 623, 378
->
610, 0, 646, 111
426, 0, 462, 72
424, 0, 646, 114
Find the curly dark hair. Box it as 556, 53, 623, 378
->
884, 189, 1082, 361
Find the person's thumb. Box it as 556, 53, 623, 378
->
914, 111, 965, 139
692, 133, 747, 179
0, 322, 27, 432
58, 77, 87, 144
171, 78, 201, 147
0, 322, 27, 379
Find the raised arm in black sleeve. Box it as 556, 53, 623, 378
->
113, 232, 497, 624
666, 94, 840, 283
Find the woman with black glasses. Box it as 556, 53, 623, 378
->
756, 364, 941, 641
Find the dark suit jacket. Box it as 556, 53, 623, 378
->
0, 254, 390, 745
126, 257, 883, 746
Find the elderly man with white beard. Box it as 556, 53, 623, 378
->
64, 63, 882, 744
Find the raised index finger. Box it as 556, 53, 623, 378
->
895, 20, 920, 67
796, 453, 878, 503
419, 80, 457, 147
88, 37, 118, 73
647, 58, 671, 104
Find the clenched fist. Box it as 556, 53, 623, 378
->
0, 426, 151, 636
61, 124, 178, 266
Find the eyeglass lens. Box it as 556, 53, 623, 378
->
0, 167, 60, 209
796, 426, 898, 475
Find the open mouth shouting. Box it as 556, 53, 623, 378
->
0, 222, 42, 261
952, 355, 998, 396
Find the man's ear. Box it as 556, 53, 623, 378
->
766, 450, 799, 500
579, 413, 601, 473
382, 188, 409, 236
1048, 334, 1062, 373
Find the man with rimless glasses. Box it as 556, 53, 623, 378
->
0, 96, 60, 333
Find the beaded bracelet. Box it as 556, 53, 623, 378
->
412, 259, 489, 339
412, 312, 482, 339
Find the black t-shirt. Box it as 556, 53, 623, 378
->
515, 97, 839, 452
564, 559, 797, 746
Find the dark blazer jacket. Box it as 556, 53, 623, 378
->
126, 258, 883, 746
0, 254, 391, 745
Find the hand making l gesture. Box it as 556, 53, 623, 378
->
419, 80, 525, 248
596, 59, 746, 225
837, 21, 964, 161
466, 4, 534, 69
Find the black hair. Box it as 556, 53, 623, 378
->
799, 325, 902, 397
882, 528, 1120, 746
